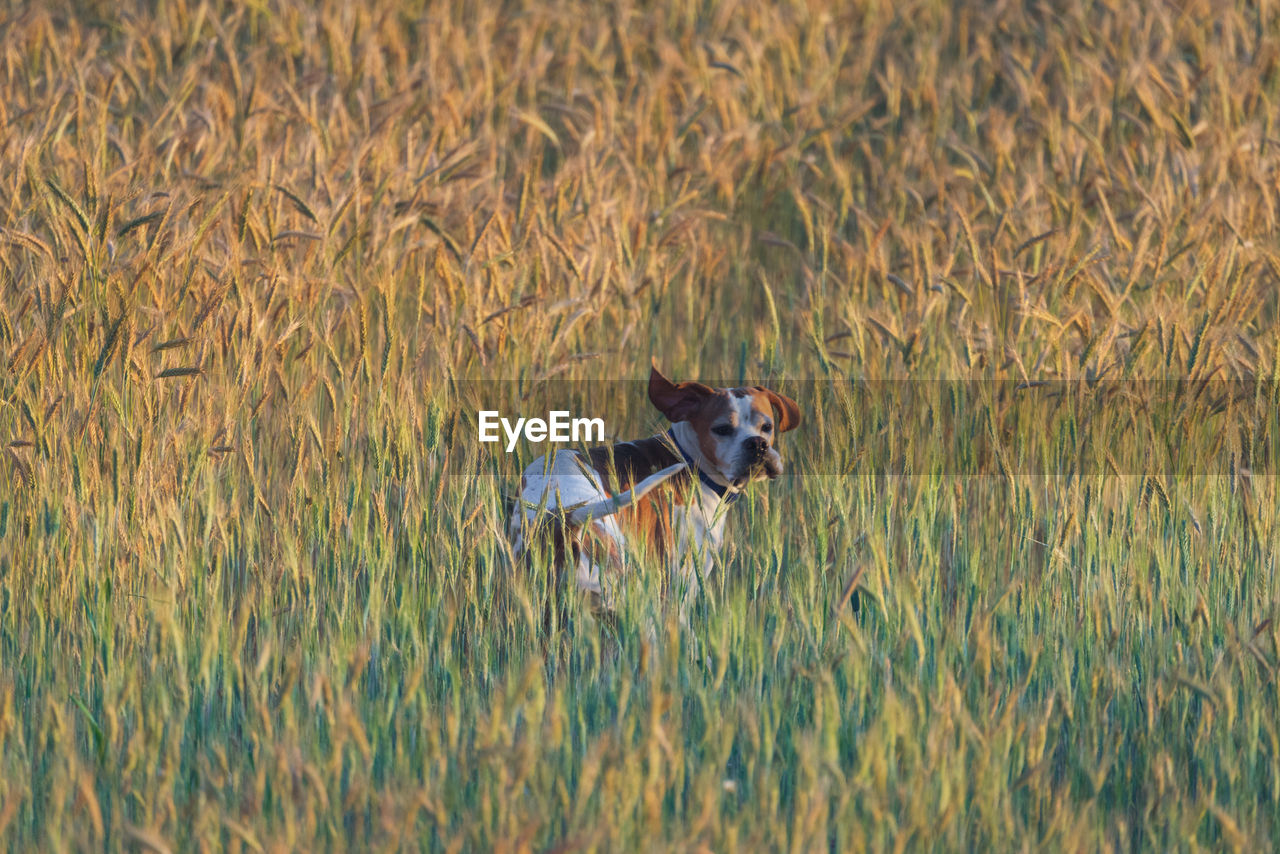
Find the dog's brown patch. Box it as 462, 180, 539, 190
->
587, 436, 692, 564
748, 386, 801, 432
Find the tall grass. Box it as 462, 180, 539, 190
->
1, 0, 1278, 849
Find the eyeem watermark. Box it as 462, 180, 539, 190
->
478, 410, 606, 452
460, 379, 1280, 473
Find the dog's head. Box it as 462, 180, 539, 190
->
648, 360, 801, 488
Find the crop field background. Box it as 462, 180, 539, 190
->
2, 0, 1280, 850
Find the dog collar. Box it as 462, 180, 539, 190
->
666, 428, 741, 504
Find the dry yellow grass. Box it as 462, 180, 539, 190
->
1, 0, 1279, 850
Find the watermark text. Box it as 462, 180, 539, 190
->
478, 410, 606, 452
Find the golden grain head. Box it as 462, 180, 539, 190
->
1, 0, 1277, 850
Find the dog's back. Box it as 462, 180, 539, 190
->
508, 449, 631, 597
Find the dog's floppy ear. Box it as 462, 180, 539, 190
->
754, 386, 801, 432
649, 359, 715, 423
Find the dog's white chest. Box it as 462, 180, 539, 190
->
670, 488, 727, 575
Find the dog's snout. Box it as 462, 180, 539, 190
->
746, 435, 768, 457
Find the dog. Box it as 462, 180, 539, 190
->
508, 360, 801, 620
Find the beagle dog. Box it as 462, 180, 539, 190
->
508, 361, 801, 616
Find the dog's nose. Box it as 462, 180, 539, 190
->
746, 435, 768, 457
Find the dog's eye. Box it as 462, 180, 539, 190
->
712, 425, 734, 437
762, 421, 773, 433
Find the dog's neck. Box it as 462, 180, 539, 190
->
666, 424, 740, 502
